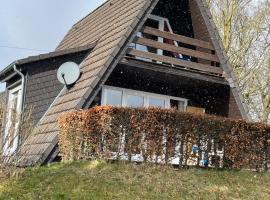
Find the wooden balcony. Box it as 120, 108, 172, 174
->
126, 26, 223, 77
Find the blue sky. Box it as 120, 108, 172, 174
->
0, 0, 106, 91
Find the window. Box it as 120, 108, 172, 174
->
170, 100, 186, 112
127, 95, 144, 107
102, 86, 187, 111
149, 97, 165, 108
3, 85, 22, 156
104, 89, 122, 106
178, 101, 186, 112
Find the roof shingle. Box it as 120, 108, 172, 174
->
16, 0, 158, 166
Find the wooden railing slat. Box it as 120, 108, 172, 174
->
134, 37, 219, 63
143, 26, 215, 51
127, 48, 223, 75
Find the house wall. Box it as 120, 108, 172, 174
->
189, 0, 212, 43
85, 0, 244, 119
189, 0, 244, 120
23, 51, 89, 126
189, 0, 214, 66
152, 0, 194, 38
150, 0, 219, 67
150, 0, 197, 61
228, 91, 243, 119
103, 64, 231, 117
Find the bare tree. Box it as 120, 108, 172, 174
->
208, 0, 270, 122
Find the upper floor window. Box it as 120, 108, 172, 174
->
105, 89, 122, 106
101, 86, 188, 111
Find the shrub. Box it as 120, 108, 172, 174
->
0, 106, 33, 179
59, 106, 270, 171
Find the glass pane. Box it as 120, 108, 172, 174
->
10, 91, 19, 126
106, 89, 122, 106
170, 99, 186, 111
178, 101, 185, 112
12, 92, 19, 110
5, 89, 20, 153
135, 32, 148, 52
127, 95, 144, 107
170, 100, 178, 109
149, 97, 165, 108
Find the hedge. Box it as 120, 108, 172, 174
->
59, 106, 270, 171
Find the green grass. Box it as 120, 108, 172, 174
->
0, 161, 270, 200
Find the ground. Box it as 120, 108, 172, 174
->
0, 161, 270, 200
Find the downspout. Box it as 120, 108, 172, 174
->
13, 64, 26, 148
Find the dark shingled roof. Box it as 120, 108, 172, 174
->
17, 44, 96, 66
16, 0, 159, 166
0, 44, 95, 81
15, 0, 250, 166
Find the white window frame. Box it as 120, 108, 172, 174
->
3, 84, 23, 156
101, 85, 188, 109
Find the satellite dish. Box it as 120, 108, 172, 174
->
57, 62, 80, 86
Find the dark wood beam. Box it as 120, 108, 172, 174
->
127, 48, 223, 75
120, 57, 229, 85
143, 26, 215, 50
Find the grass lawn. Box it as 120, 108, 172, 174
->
0, 161, 270, 200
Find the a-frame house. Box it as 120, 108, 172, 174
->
0, 0, 250, 166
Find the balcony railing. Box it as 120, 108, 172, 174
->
126, 26, 223, 77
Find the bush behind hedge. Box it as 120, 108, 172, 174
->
59, 106, 270, 171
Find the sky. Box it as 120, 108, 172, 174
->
0, 0, 106, 91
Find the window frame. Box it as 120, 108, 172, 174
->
101, 85, 188, 110
102, 88, 123, 107
3, 84, 23, 156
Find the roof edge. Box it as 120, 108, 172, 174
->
80, 0, 159, 109
56, 1, 109, 50
0, 43, 96, 80
17, 43, 96, 65
72, 1, 110, 28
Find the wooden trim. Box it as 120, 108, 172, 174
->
186, 106, 206, 114
143, 26, 215, 51
127, 48, 223, 75
134, 37, 219, 62
120, 58, 228, 85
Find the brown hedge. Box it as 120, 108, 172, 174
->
58, 106, 270, 171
